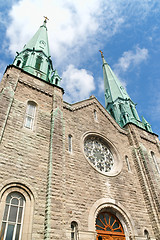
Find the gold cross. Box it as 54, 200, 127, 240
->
99, 50, 104, 57
43, 16, 49, 22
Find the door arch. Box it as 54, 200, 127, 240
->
96, 211, 126, 240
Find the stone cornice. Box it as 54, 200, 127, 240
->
6, 65, 64, 95
18, 78, 53, 96
140, 135, 157, 144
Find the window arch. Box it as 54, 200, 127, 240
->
16, 60, 21, 67
68, 135, 72, 153
94, 110, 98, 121
88, 198, 135, 238
22, 54, 28, 68
0, 184, 34, 240
71, 221, 78, 240
24, 101, 37, 130
55, 78, 59, 85
96, 211, 126, 240
144, 229, 150, 239
35, 56, 43, 70
0, 192, 25, 240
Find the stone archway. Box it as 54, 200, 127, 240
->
88, 198, 136, 240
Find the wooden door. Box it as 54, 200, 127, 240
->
96, 212, 126, 240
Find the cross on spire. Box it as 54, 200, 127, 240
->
99, 50, 104, 58
43, 16, 49, 23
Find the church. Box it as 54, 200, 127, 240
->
0, 19, 160, 240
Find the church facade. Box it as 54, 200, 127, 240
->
0, 20, 160, 240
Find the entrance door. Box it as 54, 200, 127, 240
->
96, 212, 126, 240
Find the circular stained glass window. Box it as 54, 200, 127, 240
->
84, 136, 114, 174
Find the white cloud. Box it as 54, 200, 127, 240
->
5, 0, 158, 67
114, 46, 149, 74
62, 65, 95, 103
111, 46, 149, 90
2, 0, 159, 102
4, 0, 126, 102
6, 0, 126, 65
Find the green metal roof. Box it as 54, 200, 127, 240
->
102, 55, 130, 103
23, 20, 50, 57
13, 20, 61, 86
100, 51, 152, 132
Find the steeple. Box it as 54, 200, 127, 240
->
13, 18, 61, 86
100, 51, 152, 132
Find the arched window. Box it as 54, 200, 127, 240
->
151, 151, 160, 174
0, 192, 25, 240
68, 135, 72, 153
125, 156, 131, 172
16, 60, 21, 67
22, 54, 28, 68
144, 229, 150, 239
24, 101, 36, 130
55, 78, 59, 85
94, 110, 98, 121
71, 221, 78, 240
35, 56, 42, 70
96, 212, 125, 240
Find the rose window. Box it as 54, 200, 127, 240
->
84, 137, 114, 174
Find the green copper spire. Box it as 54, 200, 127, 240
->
13, 18, 61, 86
100, 50, 152, 132
23, 20, 49, 57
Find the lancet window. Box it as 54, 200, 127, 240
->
35, 56, 43, 70
68, 135, 72, 153
22, 54, 29, 68
0, 192, 25, 240
94, 110, 98, 121
24, 101, 36, 130
71, 221, 78, 240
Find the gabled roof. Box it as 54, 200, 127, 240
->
63, 96, 127, 135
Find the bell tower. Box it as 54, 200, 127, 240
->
13, 18, 61, 86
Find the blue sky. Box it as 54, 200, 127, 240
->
0, 0, 160, 136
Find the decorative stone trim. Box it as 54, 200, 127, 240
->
18, 78, 53, 96
82, 132, 123, 177
0, 181, 35, 240
88, 198, 136, 240
140, 135, 157, 144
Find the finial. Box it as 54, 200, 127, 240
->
99, 50, 104, 58
43, 16, 49, 23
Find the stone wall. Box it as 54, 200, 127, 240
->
0, 66, 159, 240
